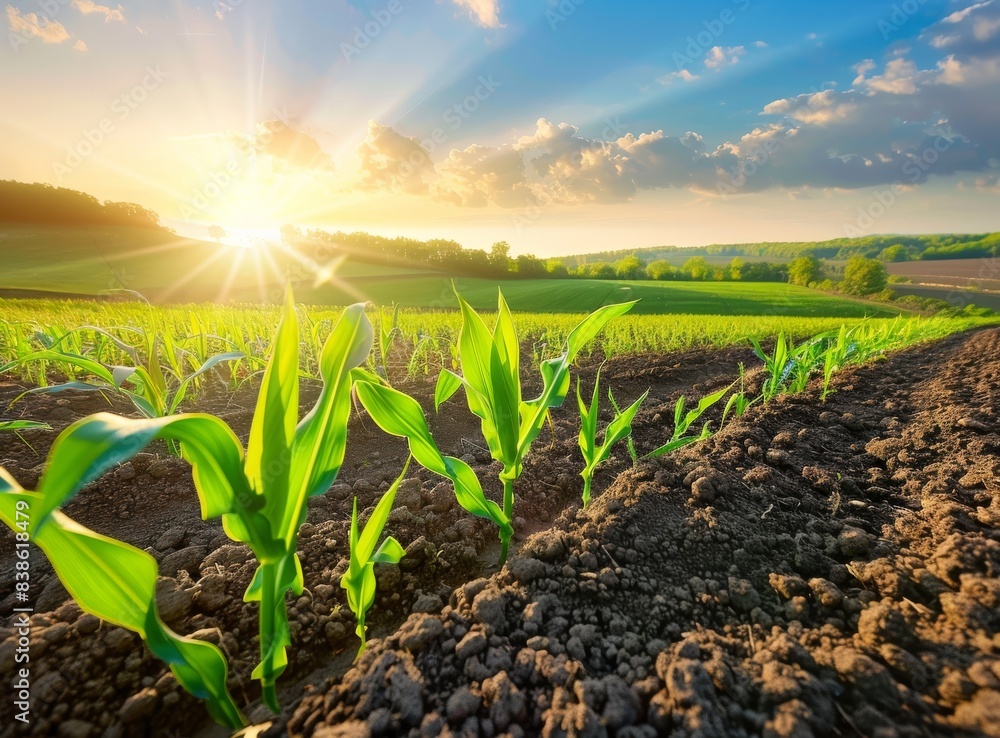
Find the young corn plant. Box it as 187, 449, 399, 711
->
0, 420, 246, 729
434, 290, 636, 563
0, 419, 51, 452
749, 333, 793, 403
369, 303, 400, 384
577, 370, 647, 508
0, 291, 375, 718
342, 458, 410, 654
647, 382, 734, 458
820, 325, 855, 401
720, 363, 752, 427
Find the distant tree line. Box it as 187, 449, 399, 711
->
0, 180, 164, 230
563, 232, 1000, 266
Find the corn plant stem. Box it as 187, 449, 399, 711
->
582, 475, 593, 509
498, 478, 515, 564
259, 564, 280, 713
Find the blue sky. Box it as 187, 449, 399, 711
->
2, 0, 999, 253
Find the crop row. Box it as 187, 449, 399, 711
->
0, 290, 994, 729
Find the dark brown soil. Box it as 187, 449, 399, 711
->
1, 331, 997, 738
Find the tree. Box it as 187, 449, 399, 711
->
544, 258, 569, 278
646, 260, 676, 280
841, 256, 888, 296
208, 224, 226, 242
787, 256, 822, 286
614, 255, 645, 280
878, 244, 911, 262
681, 256, 710, 280
727, 257, 745, 281
513, 253, 547, 277
490, 241, 512, 272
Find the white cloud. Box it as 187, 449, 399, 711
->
657, 69, 700, 85
72, 0, 126, 23
73, 39, 87, 51
452, 0, 502, 28
6, 5, 70, 43
704, 45, 746, 70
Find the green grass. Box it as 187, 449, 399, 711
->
303, 278, 900, 317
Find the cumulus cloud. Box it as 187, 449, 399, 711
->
72, 0, 126, 23
227, 120, 334, 173
704, 45, 746, 70
452, 0, 502, 28
354, 121, 435, 195
658, 69, 699, 85
6, 5, 70, 43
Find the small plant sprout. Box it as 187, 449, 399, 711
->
342, 458, 410, 654
749, 333, 793, 403
370, 303, 400, 384
0, 419, 51, 451
577, 370, 647, 508
434, 290, 636, 563
0, 421, 245, 729
647, 382, 734, 458
720, 363, 752, 427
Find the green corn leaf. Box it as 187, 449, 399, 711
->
372, 536, 405, 565
434, 369, 464, 410
170, 351, 245, 414
0, 471, 244, 729
355, 380, 511, 537
246, 287, 299, 503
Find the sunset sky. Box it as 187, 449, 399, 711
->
2, 0, 999, 255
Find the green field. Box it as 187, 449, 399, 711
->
302, 278, 900, 317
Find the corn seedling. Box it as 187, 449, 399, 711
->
434, 290, 636, 563
647, 382, 734, 458
720, 363, 752, 427
577, 370, 647, 508
0, 419, 51, 452
369, 303, 400, 384
342, 458, 410, 654
0, 418, 246, 728
749, 333, 794, 403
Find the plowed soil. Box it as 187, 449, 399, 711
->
1, 329, 998, 738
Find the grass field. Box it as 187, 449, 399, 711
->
302, 278, 901, 317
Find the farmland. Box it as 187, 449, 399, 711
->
0, 286, 998, 737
